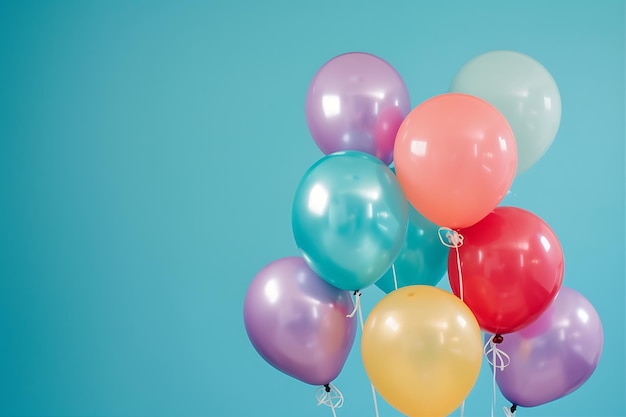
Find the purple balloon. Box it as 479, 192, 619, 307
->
305, 52, 411, 165
243, 257, 357, 385
490, 286, 603, 407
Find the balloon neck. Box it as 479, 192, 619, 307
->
493, 334, 504, 344
511, 404, 518, 413
324, 384, 331, 393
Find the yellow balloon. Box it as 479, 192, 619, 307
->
361, 285, 482, 417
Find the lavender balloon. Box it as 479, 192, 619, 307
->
491, 286, 603, 407
243, 257, 357, 386
305, 52, 411, 165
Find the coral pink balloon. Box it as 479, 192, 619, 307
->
394, 93, 517, 229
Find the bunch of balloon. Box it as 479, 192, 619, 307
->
246, 51, 414, 416
364, 88, 517, 417
244, 49, 604, 417
437, 50, 602, 414
243, 257, 358, 411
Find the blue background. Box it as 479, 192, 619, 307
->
0, 1, 624, 416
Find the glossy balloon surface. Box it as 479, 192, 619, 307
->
243, 257, 357, 385
491, 286, 603, 407
362, 286, 483, 417
448, 206, 564, 334
292, 151, 408, 290
394, 93, 517, 229
306, 52, 411, 165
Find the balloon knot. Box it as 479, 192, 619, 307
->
484, 334, 511, 371
438, 227, 464, 248
503, 404, 517, 417
438, 227, 465, 301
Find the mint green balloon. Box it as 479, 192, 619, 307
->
449, 50, 561, 174
292, 151, 408, 291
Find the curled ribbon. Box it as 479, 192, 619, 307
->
484, 334, 512, 417
316, 383, 344, 417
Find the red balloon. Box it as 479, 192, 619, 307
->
448, 206, 564, 334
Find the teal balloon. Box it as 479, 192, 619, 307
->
375, 205, 449, 293
292, 151, 408, 291
376, 168, 449, 293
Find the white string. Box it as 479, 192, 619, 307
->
438, 227, 464, 301
355, 297, 380, 417
346, 291, 361, 318
356, 298, 366, 342
438, 227, 467, 416
391, 263, 398, 291
316, 383, 344, 417
483, 335, 511, 417
345, 291, 381, 417
491, 348, 497, 417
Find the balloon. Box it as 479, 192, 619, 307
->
243, 256, 357, 386
450, 50, 561, 174
362, 286, 483, 417
393, 93, 517, 229
376, 196, 448, 293
448, 206, 564, 334
292, 151, 409, 291
305, 52, 411, 165
490, 286, 603, 407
